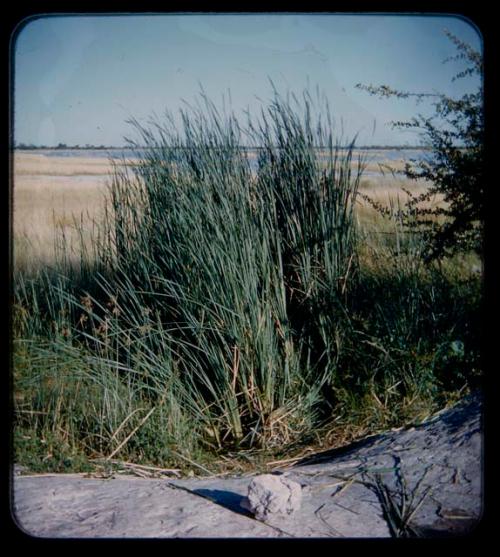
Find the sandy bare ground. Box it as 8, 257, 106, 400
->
11, 392, 482, 538
13, 152, 130, 176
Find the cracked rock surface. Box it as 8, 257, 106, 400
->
11, 391, 483, 538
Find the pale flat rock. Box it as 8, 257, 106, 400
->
12, 475, 285, 538
11, 391, 483, 538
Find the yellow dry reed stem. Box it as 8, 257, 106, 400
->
106, 407, 155, 460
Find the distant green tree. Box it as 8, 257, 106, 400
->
356, 31, 484, 261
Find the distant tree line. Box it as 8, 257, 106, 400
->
14, 142, 430, 151
14, 142, 122, 150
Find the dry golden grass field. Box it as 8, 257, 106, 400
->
12, 150, 436, 274
12, 153, 119, 272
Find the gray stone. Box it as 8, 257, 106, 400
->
10, 391, 483, 538
242, 474, 302, 520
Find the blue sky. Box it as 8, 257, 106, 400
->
13, 13, 482, 147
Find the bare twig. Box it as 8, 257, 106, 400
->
90, 458, 182, 477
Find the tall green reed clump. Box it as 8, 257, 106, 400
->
12, 90, 481, 469
12, 89, 364, 469
90, 90, 364, 450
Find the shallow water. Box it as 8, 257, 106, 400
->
24, 148, 138, 160
20, 147, 430, 163
16, 148, 431, 182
